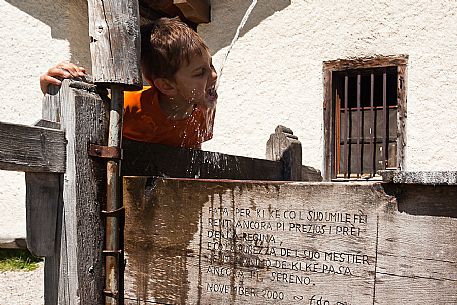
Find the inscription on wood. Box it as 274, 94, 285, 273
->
123, 178, 457, 305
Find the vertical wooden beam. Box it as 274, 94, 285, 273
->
87, 0, 142, 90
322, 68, 333, 181
42, 80, 109, 305
87, 1, 142, 304
397, 64, 408, 171
266, 126, 302, 181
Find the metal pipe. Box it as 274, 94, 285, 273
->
105, 86, 124, 305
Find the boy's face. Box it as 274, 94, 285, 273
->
169, 48, 218, 109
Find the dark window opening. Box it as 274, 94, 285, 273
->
333, 66, 398, 179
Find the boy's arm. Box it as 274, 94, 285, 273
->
39, 62, 86, 94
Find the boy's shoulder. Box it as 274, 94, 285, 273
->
124, 85, 155, 109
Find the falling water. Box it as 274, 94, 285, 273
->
215, 0, 258, 90
188, 1, 258, 175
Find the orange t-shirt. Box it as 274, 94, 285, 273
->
123, 86, 214, 149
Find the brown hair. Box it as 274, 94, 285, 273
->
141, 18, 209, 81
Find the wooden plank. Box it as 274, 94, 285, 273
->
123, 178, 457, 304
87, 0, 142, 90
124, 179, 386, 304
174, 0, 210, 23
43, 80, 109, 305
376, 188, 457, 304
25, 119, 61, 257
141, 0, 180, 17
122, 139, 321, 181
122, 139, 284, 180
0, 121, 65, 173
25, 172, 60, 257
323, 55, 409, 72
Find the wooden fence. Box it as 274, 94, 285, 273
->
0, 78, 321, 305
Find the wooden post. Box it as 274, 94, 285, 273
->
87, 1, 142, 304
39, 79, 110, 305
266, 125, 303, 181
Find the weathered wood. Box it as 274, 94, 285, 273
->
323, 55, 409, 72
174, 0, 210, 23
376, 188, 457, 304
322, 65, 333, 181
0, 121, 65, 173
25, 119, 62, 257
266, 125, 304, 181
141, 0, 183, 17
25, 172, 60, 257
122, 139, 283, 180
88, 0, 142, 89
43, 79, 109, 305
123, 178, 457, 304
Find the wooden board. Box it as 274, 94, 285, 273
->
42, 80, 109, 305
122, 178, 457, 304
122, 139, 322, 182
0, 121, 65, 173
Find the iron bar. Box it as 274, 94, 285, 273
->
382, 72, 388, 170
105, 86, 124, 305
370, 73, 376, 177
344, 75, 349, 178
356, 74, 362, 177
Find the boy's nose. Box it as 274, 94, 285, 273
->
210, 66, 218, 82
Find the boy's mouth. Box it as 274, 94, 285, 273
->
206, 85, 218, 106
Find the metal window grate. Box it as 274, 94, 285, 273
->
334, 67, 398, 179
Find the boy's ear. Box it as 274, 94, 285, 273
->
153, 78, 178, 96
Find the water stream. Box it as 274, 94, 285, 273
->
215, 0, 258, 90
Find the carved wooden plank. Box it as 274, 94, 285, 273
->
123, 178, 457, 304
88, 0, 142, 89
0, 121, 65, 173
174, 0, 210, 23
124, 179, 385, 304
43, 80, 109, 305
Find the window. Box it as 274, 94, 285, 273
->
323, 56, 407, 180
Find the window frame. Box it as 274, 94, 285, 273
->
323, 55, 408, 181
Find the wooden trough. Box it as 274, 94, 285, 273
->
122, 177, 457, 305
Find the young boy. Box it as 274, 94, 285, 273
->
40, 18, 218, 149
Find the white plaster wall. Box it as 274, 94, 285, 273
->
200, 0, 457, 171
0, 0, 90, 241
1, 0, 457, 241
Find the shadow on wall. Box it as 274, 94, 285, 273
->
5, 0, 91, 70
199, 0, 291, 53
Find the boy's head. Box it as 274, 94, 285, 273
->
141, 18, 218, 108
141, 18, 209, 82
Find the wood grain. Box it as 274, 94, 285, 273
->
122, 139, 321, 182
43, 80, 109, 305
123, 178, 457, 305
0, 121, 65, 173
87, 0, 142, 90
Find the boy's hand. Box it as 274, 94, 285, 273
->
40, 62, 86, 94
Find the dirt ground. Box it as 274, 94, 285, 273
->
0, 262, 44, 305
